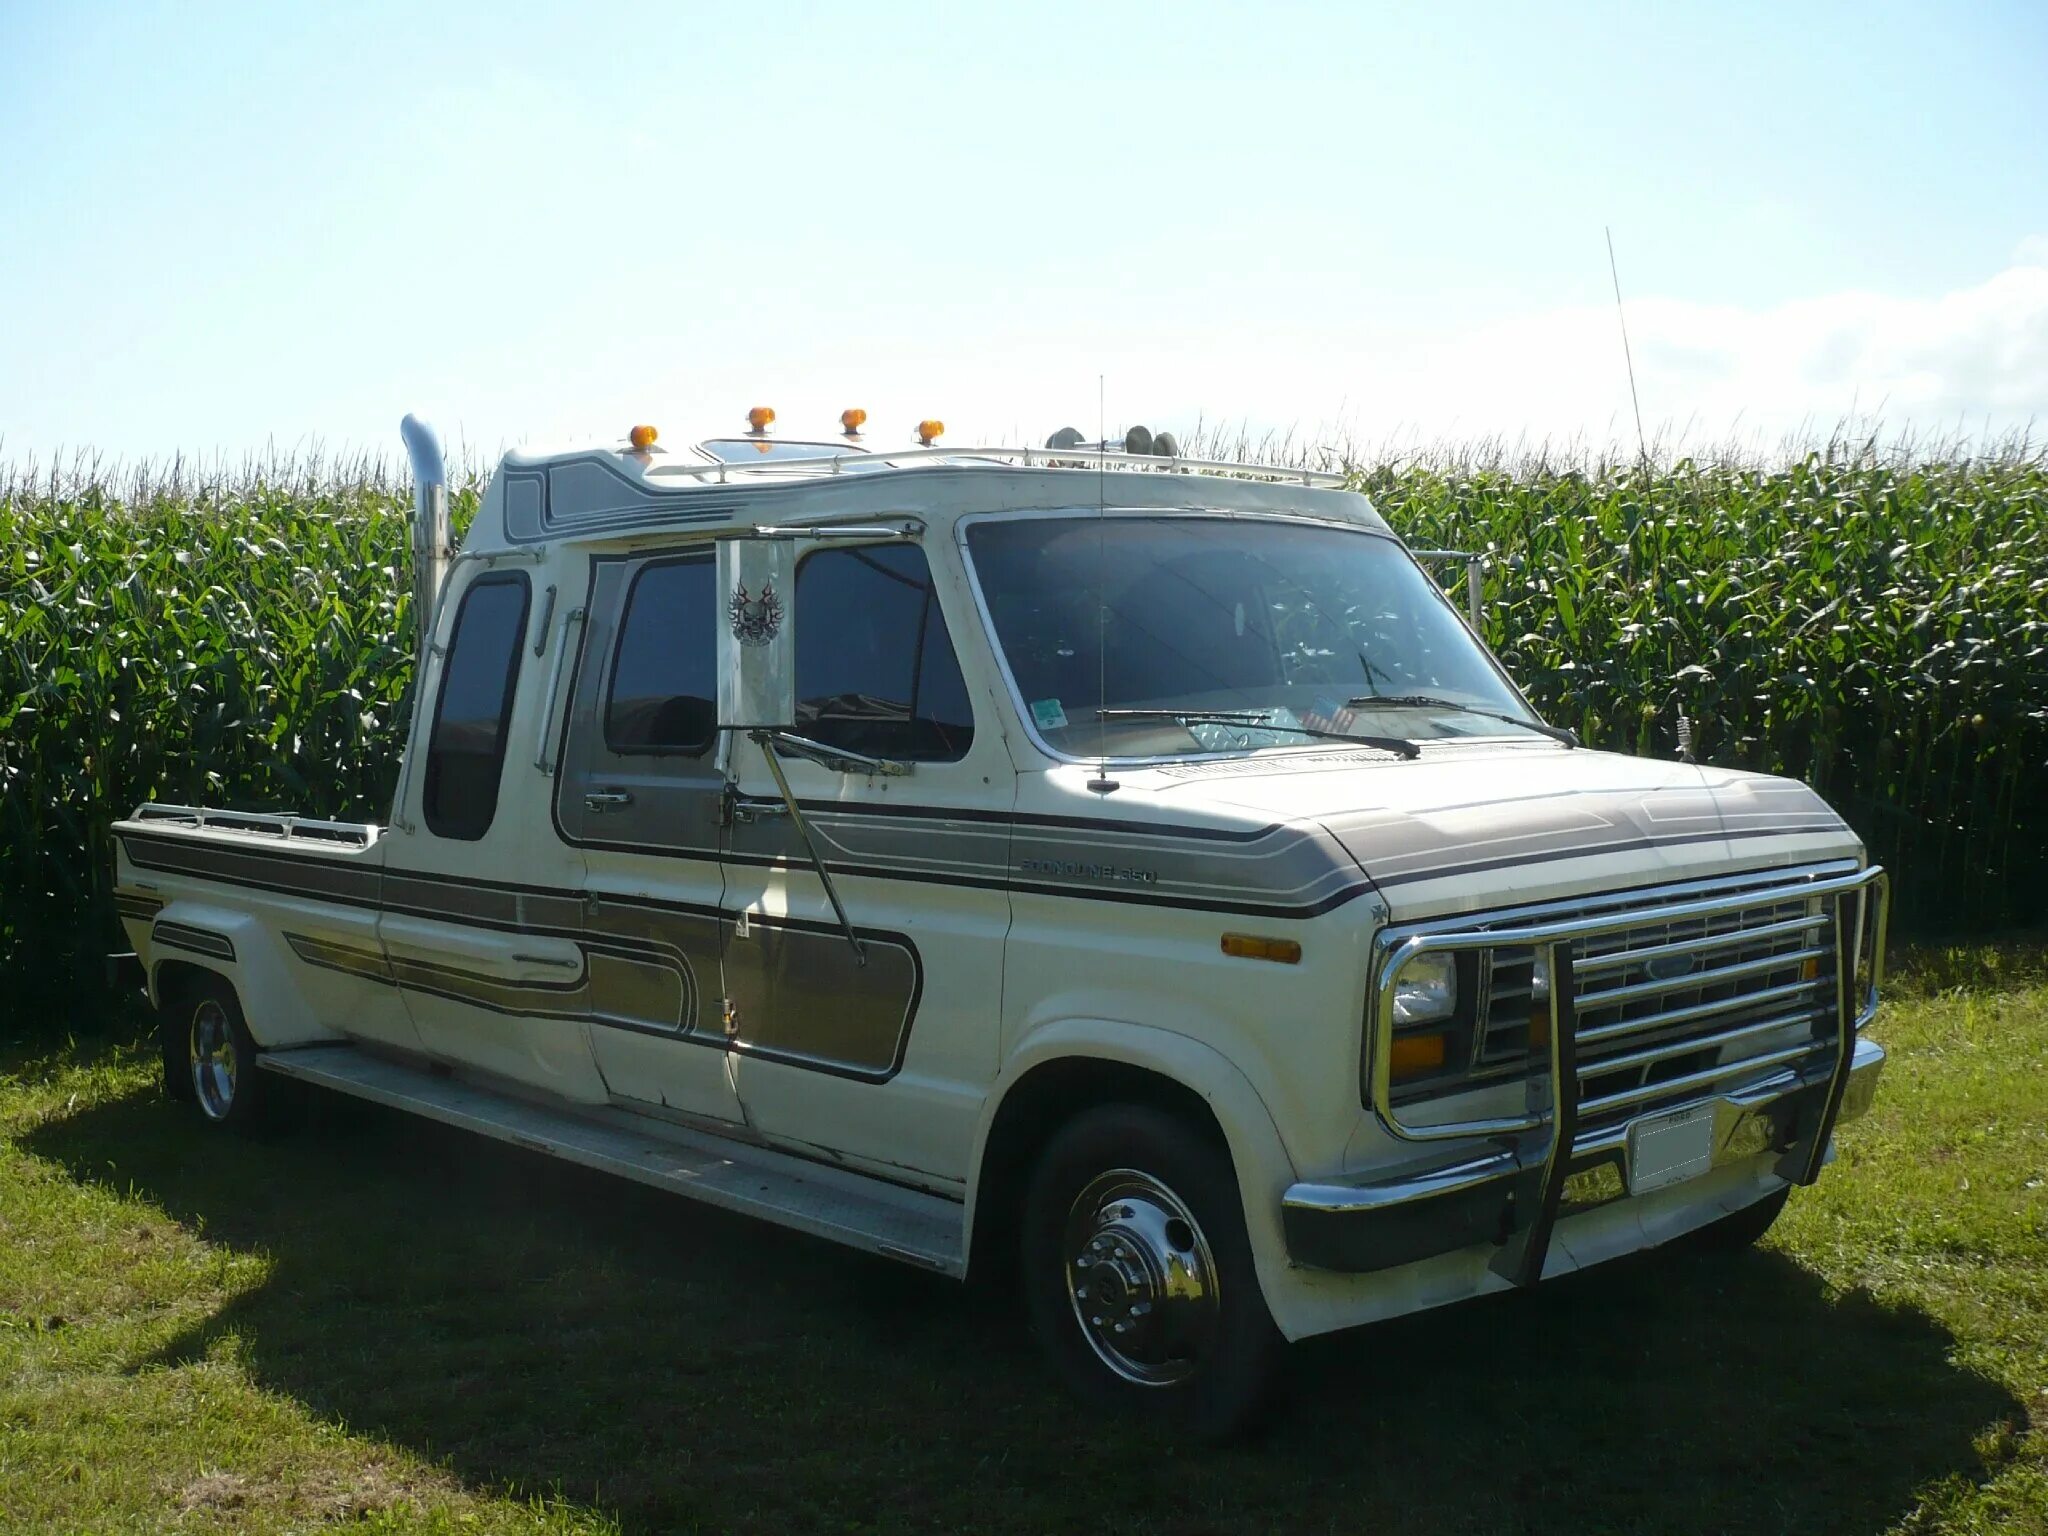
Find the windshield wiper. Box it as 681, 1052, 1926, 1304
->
1345, 694, 1579, 748
1094, 708, 1421, 759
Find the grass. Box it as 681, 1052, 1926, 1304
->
1, 948, 2043, 1535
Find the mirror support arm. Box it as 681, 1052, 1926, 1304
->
749, 730, 866, 967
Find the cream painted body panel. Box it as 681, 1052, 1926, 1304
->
716, 526, 1024, 1191
113, 825, 415, 1052
375, 557, 611, 1106
547, 541, 742, 1126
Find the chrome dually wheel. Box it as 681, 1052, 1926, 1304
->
1023, 1104, 1284, 1440
161, 974, 275, 1131
1064, 1169, 1220, 1386
189, 997, 239, 1119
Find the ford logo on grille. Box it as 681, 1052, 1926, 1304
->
1644, 952, 1697, 982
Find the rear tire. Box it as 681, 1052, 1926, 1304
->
1021, 1104, 1284, 1442
156, 985, 196, 1104
1688, 1186, 1791, 1252
162, 974, 274, 1131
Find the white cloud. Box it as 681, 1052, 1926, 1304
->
860, 251, 2048, 461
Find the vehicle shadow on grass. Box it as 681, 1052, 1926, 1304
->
27, 1083, 2029, 1536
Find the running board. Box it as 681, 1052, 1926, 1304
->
258, 1046, 965, 1275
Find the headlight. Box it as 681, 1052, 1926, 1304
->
1392, 952, 1457, 1026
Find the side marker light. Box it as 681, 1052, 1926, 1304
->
1221, 933, 1302, 964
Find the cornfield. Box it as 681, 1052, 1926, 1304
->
2, 444, 2043, 1039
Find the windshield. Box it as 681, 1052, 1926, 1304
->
965, 514, 1539, 759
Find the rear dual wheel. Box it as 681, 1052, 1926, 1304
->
159, 975, 274, 1130
1022, 1105, 1284, 1441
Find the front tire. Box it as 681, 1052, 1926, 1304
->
162, 975, 273, 1130
1021, 1104, 1284, 1441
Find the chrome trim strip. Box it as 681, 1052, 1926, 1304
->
1577, 1042, 1817, 1116
1575, 976, 1827, 1046
1576, 1007, 1824, 1081
1571, 911, 1827, 975
1281, 1150, 1519, 1215
1576, 944, 1832, 1012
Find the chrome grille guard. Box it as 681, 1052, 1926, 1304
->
1366, 864, 1889, 1287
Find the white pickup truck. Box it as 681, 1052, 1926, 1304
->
114, 412, 1889, 1437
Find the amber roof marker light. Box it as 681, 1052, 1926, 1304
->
916, 419, 944, 446
746, 406, 776, 437
840, 408, 867, 440
628, 424, 659, 451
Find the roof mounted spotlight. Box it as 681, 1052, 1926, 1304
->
746, 406, 776, 437
840, 408, 867, 440
1152, 430, 1181, 458
1123, 424, 1155, 455
1045, 426, 1085, 450
916, 419, 944, 446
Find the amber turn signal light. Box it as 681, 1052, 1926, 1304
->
1220, 933, 1302, 965
1388, 1032, 1447, 1079
628, 424, 659, 450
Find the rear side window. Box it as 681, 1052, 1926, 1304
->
607, 553, 717, 755
795, 544, 974, 762
423, 575, 530, 840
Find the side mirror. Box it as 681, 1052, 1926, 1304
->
716, 537, 797, 731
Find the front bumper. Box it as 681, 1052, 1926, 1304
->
1283, 1035, 1884, 1273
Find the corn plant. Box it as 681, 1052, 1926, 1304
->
2, 442, 2041, 1040
1366, 448, 2048, 936
0, 459, 478, 1035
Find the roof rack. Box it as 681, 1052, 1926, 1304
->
646, 444, 1350, 489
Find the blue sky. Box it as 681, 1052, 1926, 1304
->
4, 1, 2046, 463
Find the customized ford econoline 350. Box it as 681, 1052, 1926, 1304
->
114, 413, 1889, 1436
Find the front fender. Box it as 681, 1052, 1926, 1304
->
969, 1017, 1306, 1334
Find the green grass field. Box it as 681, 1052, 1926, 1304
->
2, 947, 2043, 1535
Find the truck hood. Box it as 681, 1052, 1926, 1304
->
1096, 740, 1861, 920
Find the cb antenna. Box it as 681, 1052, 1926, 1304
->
1088, 373, 1119, 794
1605, 226, 1650, 469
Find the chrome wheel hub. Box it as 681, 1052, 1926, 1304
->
1063, 1169, 1219, 1386
190, 1000, 237, 1120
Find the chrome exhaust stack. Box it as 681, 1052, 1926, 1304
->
400, 413, 451, 663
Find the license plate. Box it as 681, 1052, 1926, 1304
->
1625, 1103, 1717, 1196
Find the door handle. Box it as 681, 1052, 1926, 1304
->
732, 799, 790, 824
583, 790, 634, 812
513, 953, 579, 970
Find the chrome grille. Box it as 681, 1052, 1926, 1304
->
1538, 888, 1831, 1127
1372, 862, 1885, 1138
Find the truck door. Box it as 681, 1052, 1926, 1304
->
378, 565, 607, 1101
554, 546, 742, 1126
719, 539, 1011, 1189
